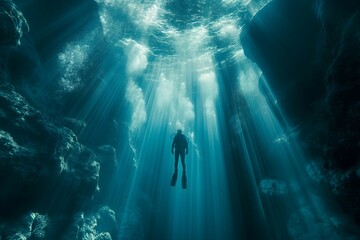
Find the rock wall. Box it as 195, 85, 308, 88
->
0, 1, 118, 239
242, 0, 360, 223
0, 0, 29, 46
0, 83, 99, 216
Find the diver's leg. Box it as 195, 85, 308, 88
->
174, 150, 180, 171
180, 151, 187, 189
180, 151, 186, 172
171, 150, 180, 186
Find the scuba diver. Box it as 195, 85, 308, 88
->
171, 129, 188, 189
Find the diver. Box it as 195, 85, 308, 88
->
171, 129, 188, 189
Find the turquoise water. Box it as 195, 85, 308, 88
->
50, 0, 356, 239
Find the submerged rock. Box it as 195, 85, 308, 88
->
288, 206, 359, 240
94, 232, 112, 240
93, 145, 117, 201
0, 0, 29, 46
0, 213, 35, 239
96, 145, 117, 167
96, 206, 117, 235
61, 206, 116, 240
0, 212, 48, 240
60, 118, 87, 136
31, 214, 49, 240
259, 178, 289, 196
0, 83, 100, 217
242, 0, 360, 224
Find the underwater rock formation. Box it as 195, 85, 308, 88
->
60, 206, 117, 240
287, 205, 358, 240
259, 178, 288, 196
0, 206, 117, 239
0, 212, 49, 240
0, 0, 29, 46
321, 1, 360, 221
1, 0, 359, 238
0, 3, 118, 239
242, 0, 360, 223
0, 82, 100, 217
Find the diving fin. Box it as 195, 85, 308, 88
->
170, 171, 178, 187
182, 172, 187, 189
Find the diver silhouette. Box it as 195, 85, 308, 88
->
171, 129, 188, 189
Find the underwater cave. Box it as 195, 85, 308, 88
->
0, 0, 359, 239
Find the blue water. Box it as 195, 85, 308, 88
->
51, 0, 357, 239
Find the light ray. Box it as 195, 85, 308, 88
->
40, 0, 354, 238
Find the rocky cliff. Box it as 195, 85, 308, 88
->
242, 0, 360, 223
0, 1, 118, 239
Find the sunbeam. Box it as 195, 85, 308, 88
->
2, 0, 359, 239
60, 0, 356, 238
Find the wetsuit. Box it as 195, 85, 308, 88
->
172, 133, 188, 171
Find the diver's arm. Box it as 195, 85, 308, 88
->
185, 136, 188, 154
